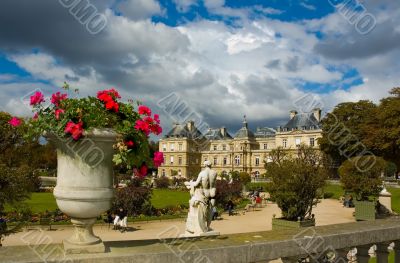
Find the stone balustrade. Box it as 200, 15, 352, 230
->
1, 218, 400, 263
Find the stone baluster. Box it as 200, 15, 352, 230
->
375, 242, 390, 263
356, 245, 372, 263
394, 241, 400, 263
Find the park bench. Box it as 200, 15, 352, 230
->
39, 217, 52, 230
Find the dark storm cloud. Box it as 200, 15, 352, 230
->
0, 0, 190, 93
314, 20, 400, 60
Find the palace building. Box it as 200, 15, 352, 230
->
158, 109, 322, 178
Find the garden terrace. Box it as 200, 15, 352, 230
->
2, 218, 400, 262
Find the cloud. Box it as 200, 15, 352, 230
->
117, 0, 163, 20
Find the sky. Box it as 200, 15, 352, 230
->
0, 0, 399, 137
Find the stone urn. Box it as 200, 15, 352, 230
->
51, 129, 117, 254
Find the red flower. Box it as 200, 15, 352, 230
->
105, 100, 119, 112
134, 119, 150, 135
51, 92, 67, 106
125, 140, 135, 149
55, 109, 65, 120
33, 113, 39, 121
151, 124, 162, 135
139, 164, 148, 177
64, 121, 84, 140
153, 152, 164, 167
154, 114, 160, 124
30, 91, 45, 106
8, 117, 21, 127
138, 105, 151, 116
97, 89, 120, 113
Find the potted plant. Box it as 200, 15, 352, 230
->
266, 145, 327, 230
338, 156, 386, 221
11, 83, 164, 253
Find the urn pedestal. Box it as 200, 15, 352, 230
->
51, 129, 116, 254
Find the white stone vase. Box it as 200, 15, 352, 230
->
51, 128, 117, 254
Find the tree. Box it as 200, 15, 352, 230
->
0, 165, 33, 244
319, 101, 377, 174
338, 156, 386, 201
266, 145, 327, 221
362, 88, 400, 169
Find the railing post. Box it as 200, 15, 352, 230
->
376, 243, 390, 263
356, 245, 371, 263
394, 241, 400, 263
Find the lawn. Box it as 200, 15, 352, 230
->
151, 189, 189, 209
6, 189, 190, 213
323, 183, 400, 214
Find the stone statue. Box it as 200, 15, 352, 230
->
181, 161, 219, 237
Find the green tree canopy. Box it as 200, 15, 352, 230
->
266, 145, 327, 221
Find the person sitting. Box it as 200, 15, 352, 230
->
104, 211, 113, 228
113, 208, 128, 232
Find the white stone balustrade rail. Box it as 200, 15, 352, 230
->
1, 218, 400, 262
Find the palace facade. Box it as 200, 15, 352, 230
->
158, 109, 322, 178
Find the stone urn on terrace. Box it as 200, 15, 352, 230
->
50, 129, 116, 254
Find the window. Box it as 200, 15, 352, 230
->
310, 137, 315, 147
170, 156, 174, 164
222, 144, 226, 151
295, 137, 301, 146
178, 156, 182, 165
162, 144, 166, 151
255, 156, 260, 166
213, 157, 217, 165
170, 143, 175, 151
204, 157, 208, 162
162, 169, 165, 176
223, 157, 227, 165
178, 144, 183, 151
234, 155, 240, 165
283, 139, 287, 148
263, 143, 268, 150
213, 145, 217, 151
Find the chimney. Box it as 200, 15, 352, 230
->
186, 120, 195, 131
220, 127, 226, 137
313, 108, 321, 122
290, 110, 298, 119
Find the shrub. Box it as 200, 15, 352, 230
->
239, 172, 251, 185
155, 176, 170, 188
215, 179, 243, 207
339, 156, 386, 201
266, 145, 327, 221
112, 177, 153, 216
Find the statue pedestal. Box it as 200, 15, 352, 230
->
180, 231, 220, 238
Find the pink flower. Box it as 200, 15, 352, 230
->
55, 109, 65, 120
33, 113, 39, 120
51, 92, 67, 106
97, 89, 120, 113
30, 91, 45, 106
153, 152, 164, 167
138, 105, 151, 116
64, 121, 84, 140
8, 117, 21, 127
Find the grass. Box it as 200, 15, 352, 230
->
6, 189, 190, 213
151, 189, 190, 209
368, 251, 394, 262
323, 183, 400, 214
323, 183, 344, 200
